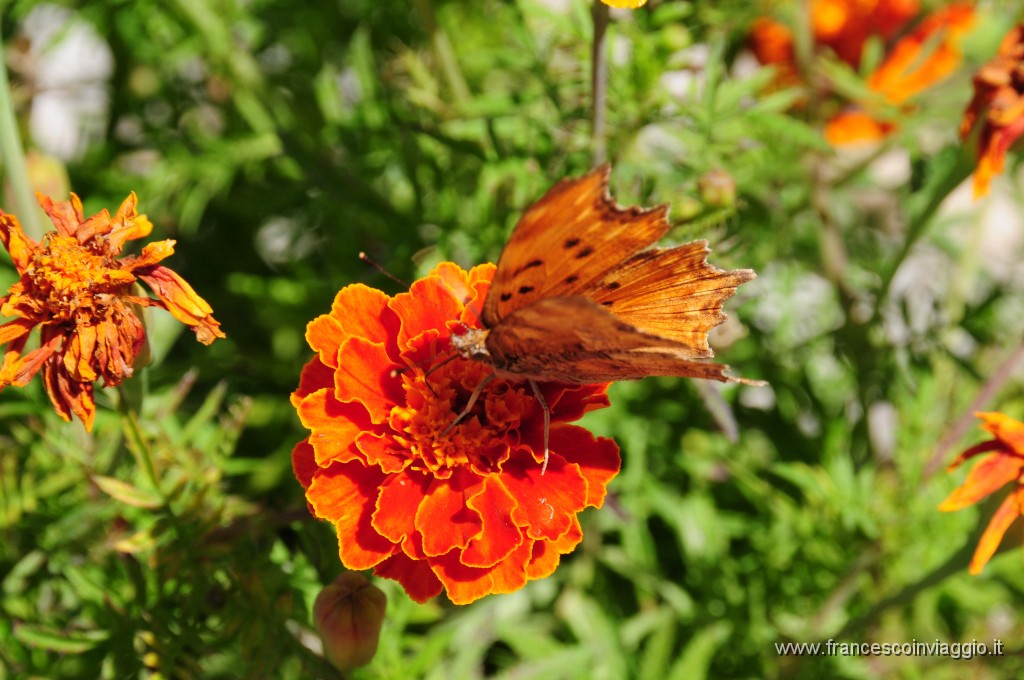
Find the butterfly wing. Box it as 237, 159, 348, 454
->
482, 165, 670, 327
485, 296, 752, 384
584, 240, 756, 357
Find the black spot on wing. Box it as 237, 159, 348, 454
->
500, 292, 512, 302
576, 246, 594, 259
564, 238, 580, 249
601, 301, 614, 307
605, 281, 621, 290
565, 275, 579, 284
512, 259, 544, 276
518, 285, 534, 295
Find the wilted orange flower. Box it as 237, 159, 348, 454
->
292, 262, 619, 605
939, 412, 1024, 575
0, 192, 224, 429
825, 3, 976, 145
960, 24, 1024, 198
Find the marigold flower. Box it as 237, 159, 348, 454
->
939, 412, 1024, 575
601, 0, 648, 7
292, 262, 620, 605
959, 24, 1024, 198
0, 192, 224, 429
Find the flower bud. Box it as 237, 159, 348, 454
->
697, 168, 736, 207
313, 572, 386, 671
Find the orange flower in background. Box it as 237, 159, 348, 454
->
960, 24, 1024, 198
939, 412, 1024, 574
750, 0, 920, 78
601, 0, 648, 7
0, 193, 224, 429
292, 262, 619, 605
750, 1, 978, 146
825, 3, 976, 145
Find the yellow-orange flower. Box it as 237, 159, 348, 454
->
292, 262, 620, 605
960, 24, 1024, 198
940, 412, 1024, 575
0, 192, 224, 429
601, 0, 648, 7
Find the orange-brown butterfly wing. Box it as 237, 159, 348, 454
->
583, 240, 756, 356
485, 296, 750, 384
482, 165, 670, 327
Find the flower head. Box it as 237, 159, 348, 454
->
960, 24, 1024, 198
939, 412, 1024, 574
292, 262, 620, 605
601, 0, 648, 7
0, 192, 224, 429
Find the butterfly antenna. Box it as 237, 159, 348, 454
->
529, 380, 551, 475
359, 252, 410, 289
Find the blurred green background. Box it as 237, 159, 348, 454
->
2, 0, 1024, 677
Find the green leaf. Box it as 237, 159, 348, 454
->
12, 625, 109, 654
91, 475, 164, 509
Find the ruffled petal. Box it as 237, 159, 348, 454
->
416, 468, 484, 557
136, 265, 225, 344
373, 553, 443, 604
548, 425, 621, 508
462, 475, 523, 568
307, 284, 393, 369
502, 450, 587, 541
307, 461, 395, 570
334, 336, 403, 424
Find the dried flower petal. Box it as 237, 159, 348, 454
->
0, 193, 224, 429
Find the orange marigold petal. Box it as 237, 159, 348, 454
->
106, 192, 154, 253
307, 461, 396, 570
374, 469, 430, 546
526, 516, 584, 581
0, 317, 35, 346
939, 452, 1024, 512
549, 425, 621, 509
373, 553, 444, 604
462, 475, 523, 568
545, 382, 611, 423
334, 336, 403, 424
0, 213, 36, 271
307, 284, 394, 370
977, 411, 1024, 455
430, 539, 534, 605
295, 388, 372, 467
42, 357, 95, 430
390, 263, 470, 350
292, 439, 318, 490
416, 469, 485, 557
136, 266, 225, 344
36, 192, 85, 239
502, 451, 587, 542
825, 111, 890, 146
294, 357, 335, 400
356, 432, 408, 474
968, 487, 1024, 575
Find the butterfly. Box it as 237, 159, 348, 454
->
447, 165, 760, 471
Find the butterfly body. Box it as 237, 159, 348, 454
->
453, 165, 758, 386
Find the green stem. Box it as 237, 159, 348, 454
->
118, 386, 163, 497
591, 1, 610, 165
0, 24, 42, 239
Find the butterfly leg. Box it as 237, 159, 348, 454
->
441, 372, 497, 437
529, 379, 551, 475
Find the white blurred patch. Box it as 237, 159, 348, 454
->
21, 4, 113, 161
255, 216, 319, 266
